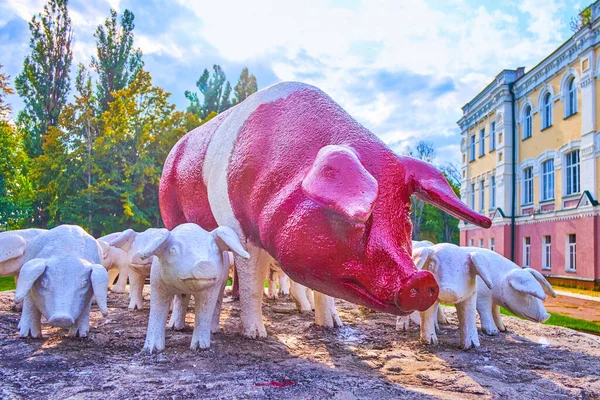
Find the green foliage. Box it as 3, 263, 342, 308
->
185, 65, 232, 119
233, 67, 258, 105
91, 9, 143, 112
0, 277, 16, 292
15, 0, 73, 159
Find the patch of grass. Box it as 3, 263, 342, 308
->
552, 285, 600, 298
0, 276, 16, 292
500, 307, 600, 334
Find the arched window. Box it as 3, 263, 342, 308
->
523, 106, 532, 139
567, 77, 577, 117
542, 92, 552, 129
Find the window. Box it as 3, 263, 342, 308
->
489, 122, 496, 151
565, 150, 580, 195
479, 239, 484, 248
469, 135, 476, 161
567, 77, 577, 117
542, 236, 551, 270
489, 176, 496, 208
479, 179, 485, 212
479, 129, 485, 157
523, 167, 533, 205
523, 237, 531, 268
566, 234, 576, 272
541, 159, 554, 201
524, 106, 532, 139
542, 92, 552, 129
470, 183, 475, 209
469, 239, 474, 247
490, 238, 495, 252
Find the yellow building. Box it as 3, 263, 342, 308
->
458, 3, 600, 288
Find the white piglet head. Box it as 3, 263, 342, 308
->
134, 223, 249, 291
500, 268, 554, 323
413, 244, 493, 304
16, 255, 108, 327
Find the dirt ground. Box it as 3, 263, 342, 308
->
545, 294, 600, 323
1, 289, 600, 400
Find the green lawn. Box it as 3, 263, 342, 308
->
500, 307, 600, 334
0, 276, 16, 292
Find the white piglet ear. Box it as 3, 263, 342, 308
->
109, 229, 137, 249
212, 227, 250, 259
301, 145, 378, 224
135, 229, 170, 260
525, 268, 557, 298
91, 264, 109, 316
412, 247, 433, 271
469, 253, 494, 290
0, 234, 27, 264
508, 269, 545, 300
15, 258, 46, 303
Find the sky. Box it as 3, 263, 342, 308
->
0, 0, 585, 165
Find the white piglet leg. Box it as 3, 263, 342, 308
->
396, 316, 410, 332
19, 295, 42, 338
492, 304, 506, 332
211, 251, 230, 334
235, 245, 270, 338
477, 293, 498, 336
128, 269, 145, 310
278, 272, 290, 296
107, 269, 119, 290
168, 294, 191, 331
191, 283, 224, 350
112, 264, 129, 293
290, 281, 313, 313
143, 285, 172, 353
69, 299, 92, 338
314, 292, 343, 328
455, 295, 480, 350
420, 303, 439, 345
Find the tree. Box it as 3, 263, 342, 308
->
15, 0, 73, 159
91, 9, 143, 111
405, 141, 435, 241
439, 163, 461, 243
233, 67, 258, 105
0, 64, 14, 118
185, 65, 232, 119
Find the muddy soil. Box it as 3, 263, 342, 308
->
1, 288, 600, 400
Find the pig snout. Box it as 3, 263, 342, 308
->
48, 314, 75, 328
539, 312, 551, 323
395, 270, 439, 313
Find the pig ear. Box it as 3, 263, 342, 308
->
109, 229, 136, 249
508, 269, 545, 300
404, 157, 491, 228
302, 145, 378, 224
469, 253, 494, 290
524, 268, 556, 298
0, 234, 27, 264
91, 264, 109, 316
136, 229, 170, 260
212, 227, 250, 259
97, 240, 110, 260
15, 258, 46, 303
412, 247, 433, 271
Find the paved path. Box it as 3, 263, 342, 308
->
545, 291, 600, 323
555, 290, 600, 303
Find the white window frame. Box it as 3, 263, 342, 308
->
479, 129, 485, 157
489, 175, 496, 209
522, 167, 533, 205
565, 150, 580, 196
541, 159, 554, 201
489, 121, 496, 151
524, 106, 532, 139
469, 239, 474, 247
542, 236, 551, 271
469, 135, 476, 161
567, 77, 577, 117
479, 179, 485, 212
489, 237, 495, 252
479, 238, 484, 248
566, 234, 576, 272
542, 92, 552, 129
470, 183, 475, 209
523, 237, 531, 268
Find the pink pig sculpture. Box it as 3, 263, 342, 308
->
159, 82, 491, 338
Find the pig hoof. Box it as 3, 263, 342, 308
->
421, 335, 438, 345
482, 327, 499, 336
128, 303, 143, 311
19, 329, 42, 339
12, 302, 23, 312
190, 339, 211, 351
243, 322, 267, 339
461, 340, 480, 350
111, 286, 128, 294
142, 345, 164, 354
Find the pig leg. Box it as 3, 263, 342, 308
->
211, 258, 229, 334
266, 268, 278, 300
128, 269, 145, 310
12, 276, 23, 312
235, 246, 270, 338
419, 303, 438, 345
437, 305, 449, 325
168, 294, 191, 331
306, 287, 315, 309
19, 295, 42, 338
396, 316, 410, 332
455, 295, 480, 350
477, 295, 498, 336
112, 264, 129, 293
492, 304, 506, 333
107, 268, 119, 290
192, 284, 223, 350
290, 281, 313, 313
278, 272, 290, 296
314, 292, 343, 328
143, 285, 172, 353
410, 311, 421, 327
69, 300, 92, 338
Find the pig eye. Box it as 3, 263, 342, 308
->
81, 279, 88, 288
169, 246, 178, 256
40, 277, 49, 289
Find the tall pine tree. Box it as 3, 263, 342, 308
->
233, 67, 258, 105
91, 9, 143, 112
15, 0, 73, 159
185, 65, 232, 119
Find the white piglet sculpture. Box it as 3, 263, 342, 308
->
466, 247, 556, 335
412, 243, 494, 349
15, 225, 109, 338
98, 232, 130, 293
0, 229, 48, 277
140, 223, 249, 353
